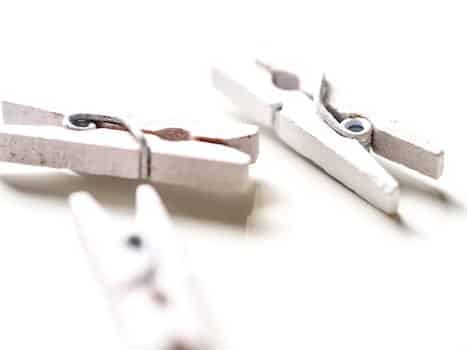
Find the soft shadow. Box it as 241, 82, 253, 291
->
1, 171, 262, 228
156, 180, 258, 227
375, 156, 465, 213
378, 212, 418, 237
2, 171, 138, 210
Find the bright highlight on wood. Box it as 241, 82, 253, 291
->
211, 58, 444, 214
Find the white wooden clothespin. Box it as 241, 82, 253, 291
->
212, 58, 444, 214
69, 184, 213, 350
0, 101, 259, 190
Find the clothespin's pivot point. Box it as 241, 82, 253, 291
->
126, 234, 143, 249
63, 113, 152, 179
341, 116, 371, 134
63, 114, 97, 130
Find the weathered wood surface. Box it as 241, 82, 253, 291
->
1, 101, 258, 191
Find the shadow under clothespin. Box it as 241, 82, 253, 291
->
0, 170, 261, 230
375, 156, 464, 213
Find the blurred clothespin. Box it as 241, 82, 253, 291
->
69, 185, 213, 350
1, 102, 259, 191
212, 58, 444, 213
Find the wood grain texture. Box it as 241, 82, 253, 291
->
2, 101, 259, 162
1, 101, 258, 190
0, 125, 250, 191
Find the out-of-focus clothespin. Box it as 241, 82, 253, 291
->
212, 58, 444, 213
69, 184, 213, 350
1, 102, 259, 191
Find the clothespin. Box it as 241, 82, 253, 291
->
211, 58, 444, 214
69, 185, 213, 350
0, 101, 259, 190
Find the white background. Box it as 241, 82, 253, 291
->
0, 1, 466, 349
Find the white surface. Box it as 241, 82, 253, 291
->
0, 1, 466, 350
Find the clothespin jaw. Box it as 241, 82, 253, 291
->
211, 58, 444, 214
1, 101, 259, 191
69, 185, 213, 350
